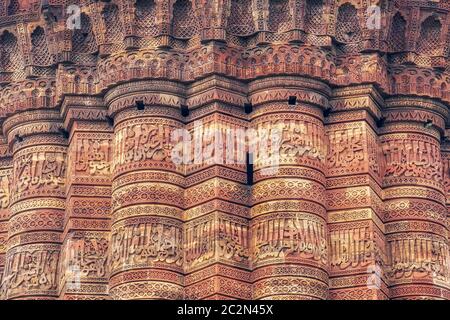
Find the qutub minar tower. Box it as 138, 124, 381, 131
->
0, 0, 448, 300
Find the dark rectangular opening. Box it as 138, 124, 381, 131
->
244, 103, 253, 114
377, 117, 386, 128
59, 128, 69, 139
136, 100, 145, 111
288, 96, 297, 106
246, 152, 253, 186
323, 107, 332, 118
106, 116, 114, 127
181, 104, 189, 117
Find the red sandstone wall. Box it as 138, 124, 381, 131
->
0, 0, 449, 300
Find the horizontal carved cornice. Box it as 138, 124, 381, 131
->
60, 95, 107, 132
330, 85, 384, 121
2, 109, 63, 148
384, 96, 449, 133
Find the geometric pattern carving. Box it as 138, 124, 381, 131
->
135, 0, 158, 38
7, 0, 21, 15
0, 31, 22, 74
226, 0, 255, 36
31, 26, 52, 66
268, 0, 292, 33
102, 3, 123, 44
172, 0, 200, 39
417, 16, 442, 56
0, 0, 449, 301
335, 3, 361, 43
72, 13, 97, 54
388, 12, 407, 52
305, 0, 324, 34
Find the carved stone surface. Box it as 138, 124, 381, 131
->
0, 0, 449, 300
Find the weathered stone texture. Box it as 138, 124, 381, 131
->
0, 0, 449, 300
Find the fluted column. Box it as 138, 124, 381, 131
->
0, 136, 12, 291
107, 81, 185, 300
183, 77, 252, 300
382, 97, 450, 300
1, 110, 67, 300
58, 97, 112, 299
326, 86, 389, 300
249, 77, 330, 300
442, 137, 450, 300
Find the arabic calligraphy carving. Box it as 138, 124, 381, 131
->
329, 225, 374, 270
110, 218, 183, 272
278, 119, 326, 163
442, 152, 450, 195
13, 149, 66, 194
184, 217, 215, 269
113, 121, 176, 169
218, 217, 250, 263
252, 114, 326, 169
74, 138, 111, 176
367, 129, 382, 178
184, 215, 250, 270
327, 126, 365, 174
382, 138, 442, 182
0, 171, 11, 209
62, 234, 109, 279
0, 245, 60, 298
386, 235, 449, 282
0, 0, 449, 301
251, 213, 327, 265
